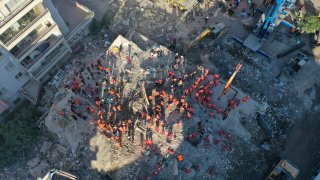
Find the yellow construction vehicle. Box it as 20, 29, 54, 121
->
165, 0, 188, 11
38, 169, 77, 180
184, 22, 227, 54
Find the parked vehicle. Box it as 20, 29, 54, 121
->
277, 52, 310, 78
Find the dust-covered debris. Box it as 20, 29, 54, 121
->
1, 0, 319, 179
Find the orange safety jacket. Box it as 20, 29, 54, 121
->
177, 154, 183, 161
161, 90, 167, 97
98, 120, 106, 129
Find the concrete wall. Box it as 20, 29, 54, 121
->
66, 17, 93, 46
0, 47, 30, 106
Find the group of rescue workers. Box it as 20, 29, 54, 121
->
58, 47, 250, 177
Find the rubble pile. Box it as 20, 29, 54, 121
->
207, 39, 305, 155
1, 0, 318, 179
36, 34, 265, 179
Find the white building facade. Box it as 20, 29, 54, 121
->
0, 0, 94, 114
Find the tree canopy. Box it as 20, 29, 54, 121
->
299, 15, 320, 33
0, 104, 41, 168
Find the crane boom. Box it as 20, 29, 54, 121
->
219, 63, 242, 99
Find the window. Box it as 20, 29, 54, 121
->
13, 97, 21, 104
29, 29, 38, 38
0, 13, 3, 20
0, 87, 8, 95
15, 71, 23, 79
4, 62, 14, 71
36, 24, 44, 30
11, 22, 20, 31
0, 5, 10, 17
5, 0, 24, 12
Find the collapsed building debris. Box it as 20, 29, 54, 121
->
1, 0, 319, 179
42, 34, 265, 179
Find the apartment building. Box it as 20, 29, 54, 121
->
0, 0, 94, 114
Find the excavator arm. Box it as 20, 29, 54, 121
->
183, 28, 212, 54
39, 169, 77, 180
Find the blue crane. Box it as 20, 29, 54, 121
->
244, 0, 296, 51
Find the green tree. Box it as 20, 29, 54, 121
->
0, 103, 41, 168
299, 15, 320, 33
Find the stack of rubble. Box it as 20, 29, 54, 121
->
41, 33, 264, 179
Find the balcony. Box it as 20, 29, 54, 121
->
32, 43, 69, 79
0, 4, 48, 46
10, 24, 57, 59
0, 0, 35, 29
21, 36, 62, 69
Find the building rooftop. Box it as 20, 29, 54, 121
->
52, 0, 92, 32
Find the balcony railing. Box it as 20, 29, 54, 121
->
12, 24, 56, 58
2, 9, 48, 47
22, 36, 62, 69
33, 44, 68, 79
30, 37, 62, 67
0, 0, 34, 28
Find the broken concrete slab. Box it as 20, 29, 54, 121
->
40, 141, 53, 154
28, 160, 49, 178
56, 144, 68, 154
27, 156, 40, 168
